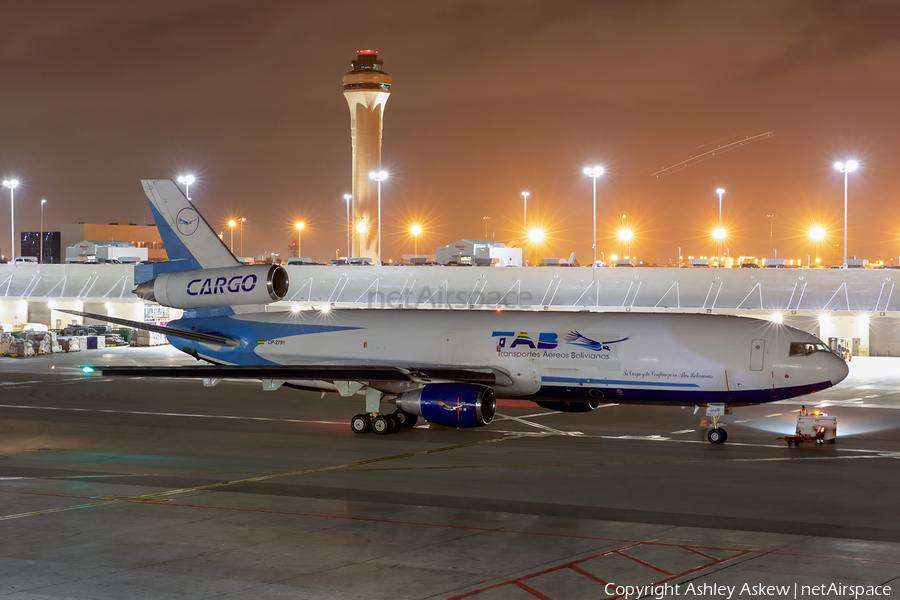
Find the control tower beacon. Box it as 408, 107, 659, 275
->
343, 50, 391, 260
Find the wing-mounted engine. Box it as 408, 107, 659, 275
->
395, 383, 496, 428
133, 265, 289, 309
535, 401, 603, 413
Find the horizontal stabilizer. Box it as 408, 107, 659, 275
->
56, 309, 236, 346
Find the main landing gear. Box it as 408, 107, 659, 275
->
350, 410, 418, 435
350, 387, 418, 435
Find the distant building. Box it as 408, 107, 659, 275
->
61, 223, 167, 262
20, 231, 62, 264
436, 240, 522, 267
65, 240, 148, 264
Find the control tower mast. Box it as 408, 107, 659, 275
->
343, 50, 391, 260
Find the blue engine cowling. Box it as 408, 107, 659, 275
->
395, 384, 496, 428
535, 401, 602, 413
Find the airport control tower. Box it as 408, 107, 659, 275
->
343, 49, 391, 260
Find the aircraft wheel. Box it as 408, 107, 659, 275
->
393, 409, 418, 428
386, 414, 401, 433
707, 428, 727, 444
372, 415, 391, 435
350, 414, 370, 434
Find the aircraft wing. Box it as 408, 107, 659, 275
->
61, 309, 512, 387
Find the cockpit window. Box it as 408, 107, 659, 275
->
789, 342, 833, 357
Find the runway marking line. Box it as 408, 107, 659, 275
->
449, 542, 751, 600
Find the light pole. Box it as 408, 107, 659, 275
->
343, 194, 352, 259
834, 160, 858, 267
529, 228, 544, 266
410, 224, 422, 260
40, 199, 46, 264
368, 170, 388, 264
583, 165, 604, 265
295, 222, 304, 257
521, 191, 529, 264
716, 188, 725, 267
766, 213, 776, 259
239, 217, 245, 258
228, 220, 236, 253
618, 228, 633, 262
177, 175, 195, 201
810, 226, 825, 267
3, 179, 18, 261
483, 216, 490, 240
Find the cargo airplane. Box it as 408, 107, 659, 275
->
65, 179, 849, 444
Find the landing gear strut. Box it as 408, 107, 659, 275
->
705, 403, 728, 445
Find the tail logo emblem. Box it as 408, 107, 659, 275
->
175, 207, 200, 236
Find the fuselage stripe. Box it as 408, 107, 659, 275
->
541, 376, 700, 388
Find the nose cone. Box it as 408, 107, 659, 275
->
829, 354, 850, 386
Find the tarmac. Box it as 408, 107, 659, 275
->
1, 347, 899, 599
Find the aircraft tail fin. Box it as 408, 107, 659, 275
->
142, 179, 239, 269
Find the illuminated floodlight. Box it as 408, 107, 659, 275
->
834, 161, 858, 173
291, 304, 301, 313
583, 166, 604, 178
295, 222, 304, 231
81, 366, 95, 374
713, 228, 727, 240
105, 302, 113, 310
368, 170, 388, 182
809, 226, 826, 241
529, 228, 544, 243
177, 174, 196, 201
2, 179, 18, 189
770, 313, 784, 324
356, 220, 367, 233
858, 313, 869, 326
618, 228, 633, 242
410, 224, 422, 236
320, 305, 331, 313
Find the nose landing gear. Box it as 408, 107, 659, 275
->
703, 403, 728, 444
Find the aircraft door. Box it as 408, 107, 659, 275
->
750, 339, 765, 371
440, 332, 455, 362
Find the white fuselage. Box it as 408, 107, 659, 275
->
176, 310, 848, 406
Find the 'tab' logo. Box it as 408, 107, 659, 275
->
492, 331, 559, 349
175, 207, 200, 236
565, 330, 630, 351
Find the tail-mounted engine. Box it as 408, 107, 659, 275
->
396, 383, 496, 428
133, 264, 289, 309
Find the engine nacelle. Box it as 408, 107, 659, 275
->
133, 265, 289, 309
396, 384, 496, 428
535, 401, 602, 413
